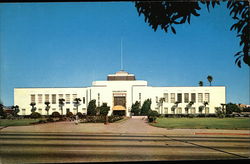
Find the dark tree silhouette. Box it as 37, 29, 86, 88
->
44, 101, 50, 116
30, 102, 36, 113
58, 98, 65, 115
199, 81, 203, 86
73, 98, 81, 114
207, 75, 213, 86
135, 1, 249, 67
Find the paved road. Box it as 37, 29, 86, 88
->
0, 118, 250, 163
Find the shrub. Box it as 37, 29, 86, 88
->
66, 112, 73, 118
46, 117, 54, 122
108, 115, 123, 123
30, 112, 42, 119
147, 110, 159, 123
59, 117, 67, 121
51, 111, 61, 118
76, 112, 83, 118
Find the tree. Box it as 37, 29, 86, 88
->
185, 101, 194, 114
0, 103, 6, 118
140, 99, 152, 116
87, 100, 97, 116
73, 98, 81, 114
199, 81, 203, 86
99, 103, 110, 116
199, 101, 208, 115
215, 107, 225, 118
226, 102, 241, 114
44, 101, 50, 116
30, 102, 36, 113
135, 1, 250, 67
157, 98, 165, 114
58, 98, 65, 115
207, 75, 213, 86
11, 105, 20, 117
131, 101, 141, 116
148, 110, 159, 123
171, 101, 180, 114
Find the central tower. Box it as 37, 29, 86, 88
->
107, 70, 136, 81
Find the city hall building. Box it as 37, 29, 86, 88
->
14, 70, 226, 116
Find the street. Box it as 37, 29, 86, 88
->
0, 131, 250, 163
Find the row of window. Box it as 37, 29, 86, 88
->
155, 107, 210, 114
153, 93, 210, 104
31, 94, 86, 104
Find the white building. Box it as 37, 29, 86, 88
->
14, 70, 226, 116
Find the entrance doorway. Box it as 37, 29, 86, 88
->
113, 94, 126, 116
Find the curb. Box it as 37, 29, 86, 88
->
195, 132, 250, 136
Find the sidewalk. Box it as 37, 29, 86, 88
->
1, 118, 250, 136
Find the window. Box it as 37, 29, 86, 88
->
191, 93, 196, 103
59, 94, 63, 99
177, 93, 182, 103
184, 93, 189, 103
155, 107, 159, 113
45, 94, 49, 102
170, 93, 175, 103
72, 94, 77, 102
98, 93, 100, 107
22, 109, 26, 115
52, 94, 56, 104
205, 107, 209, 114
139, 93, 141, 102
52, 108, 56, 111
177, 107, 182, 114
164, 93, 168, 103
205, 93, 210, 102
82, 97, 85, 104
38, 94, 42, 104
191, 107, 196, 114
198, 93, 203, 103
82, 108, 86, 111
31, 95, 35, 103
66, 94, 70, 104
38, 108, 42, 114
164, 107, 168, 114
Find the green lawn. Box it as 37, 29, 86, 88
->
150, 117, 250, 130
0, 119, 40, 127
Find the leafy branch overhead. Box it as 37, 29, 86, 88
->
135, 0, 249, 67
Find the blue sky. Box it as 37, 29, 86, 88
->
0, 2, 249, 106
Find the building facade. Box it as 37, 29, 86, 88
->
14, 70, 226, 116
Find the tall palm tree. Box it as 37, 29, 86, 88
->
207, 75, 213, 86
199, 81, 203, 86
58, 98, 65, 115
30, 102, 36, 113
73, 98, 81, 114
44, 101, 50, 116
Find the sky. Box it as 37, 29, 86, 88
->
0, 2, 249, 106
